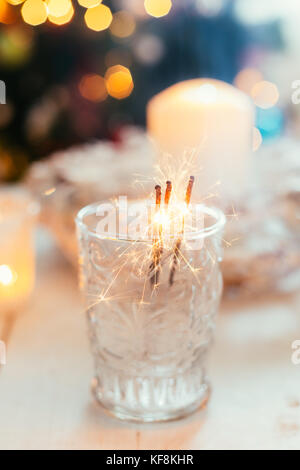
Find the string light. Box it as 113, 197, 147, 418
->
105, 65, 134, 100
78, 0, 101, 7
4, 0, 176, 27
84, 4, 112, 31
48, 0, 74, 25
21, 0, 48, 26
144, 0, 172, 18
79, 74, 107, 102
109, 11, 136, 38
48, 8, 74, 25
47, 0, 71, 17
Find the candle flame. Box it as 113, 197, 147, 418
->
0, 264, 16, 286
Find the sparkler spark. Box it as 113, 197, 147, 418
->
85, 155, 226, 312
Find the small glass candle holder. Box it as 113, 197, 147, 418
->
76, 200, 225, 422
0, 187, 39, 314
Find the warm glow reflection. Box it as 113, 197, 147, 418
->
48, 1, 74, 25
78, 0, 102, 7
79, 74, 107, 102
21, 0, 48, 26
234, 68, 263, 95
84, 4, 112, 31
0, 265, 15, 286
105, 65, 134, 100
252, 127, 262, 151
251, 80, 279, 109
110, 11, 136, 38
144, 0, 172, 18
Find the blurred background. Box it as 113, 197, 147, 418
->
0, 0, 299, 181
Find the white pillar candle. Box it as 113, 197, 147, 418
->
147, 78, 255, 201
0, 187, 38, 313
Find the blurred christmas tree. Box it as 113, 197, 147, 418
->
0, 0, 281, 181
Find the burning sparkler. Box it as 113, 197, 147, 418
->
169, 176, 195, 286
148, 176, 195, 288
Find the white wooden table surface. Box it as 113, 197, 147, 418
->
1, 232, 300, 450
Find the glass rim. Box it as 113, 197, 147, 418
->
0, 186, 40, 225
76, 199, 226, 242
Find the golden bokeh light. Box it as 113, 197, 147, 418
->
234, 68, 263, 95
105, 65, 133, 99
48, 1, 74, 25
79, 74, 108, 102
21, 0, 48, 26
251, 80, 279, 109
47, 0, 71, 17
110, 11, 136, 38
144, 0, 172, 18
78, 0, 102, 7
84, 4, 112, 31
0, 0, 18, 24
252, 127, 262, 152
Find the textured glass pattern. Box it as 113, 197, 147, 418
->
76, 205, 225, 422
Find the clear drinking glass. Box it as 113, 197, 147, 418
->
76, 200, 225, 422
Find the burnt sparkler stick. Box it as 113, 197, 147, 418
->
169, 176, 195, 286
149, 185, 162, 287
164, 181, 172, 207
185, 176, 195, 206
155, 184, 162, 208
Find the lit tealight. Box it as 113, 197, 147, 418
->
109, 11, 136, 38
0, 265, 16, 287
84, 4, 112, 31
144, 0, 172, 18
105, 65, 134, 100
21, 0, 48, 26
251, 80, 279, 109
252, 127, 262, 152
79, 74, 107, 102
